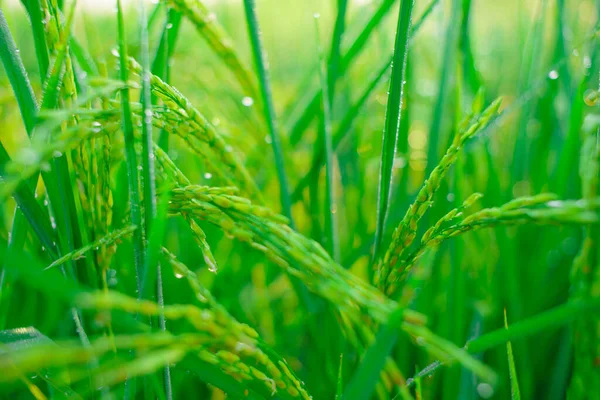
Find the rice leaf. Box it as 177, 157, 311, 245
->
504, 310, 521, 400
243, 0, 294, 226
372, 0, 415, 263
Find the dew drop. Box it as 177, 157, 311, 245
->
584, 89, 598, 106
548, 70, 559, 80
91, 121, 102, 133
241, 96, 254, 107
204, 172, 212, 179
166, 23, 173, 29
313, 12, 321, 19
204, 255, 218, 273
393, 156, 407, 169
446, 192, 455, 202
476, 383, 494, 399
264, 135, 272, 144
174, 272, 184, 279
19, 148, 40, 165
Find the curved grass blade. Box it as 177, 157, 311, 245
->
290, 0, 440, 203
243, 0, 294, 226
327, 0, 348, 106
0, 9, 38, 134
314, 14, 339, 261
291, 55, 391, 202
286, 0, 398, 145
372, 0, 415, 263
116, 0, 145, 294
342, 307, 404, 400
424, 0, 462, 175
410, 297, 600, 384
0, 143, 58, 259
510, 0, 549, 187
504, 310, 521, 400
152, 7, 182, 151
287, 0, 439, 147
339, 0, 396, 72
20, 0, 50, 84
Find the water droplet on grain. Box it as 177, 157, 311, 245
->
91, 121, 102, 133
19, 148, 40, 165
584, 89, 598, 106
205, 255, 218, 273
313, 12, 321, 19
241, 96, 254, 107
393, 156, 407, 169
264, 135, 272, 144
446, 193, 455, 202
548, 70, 559, 80
476, 383, 494, 399
204, 172, 212, 179
166, 23, 173, 29
174, 272, 184, 279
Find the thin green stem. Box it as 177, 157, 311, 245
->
242, 0, 294, 227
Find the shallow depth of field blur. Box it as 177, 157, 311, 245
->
0, 0, 599, 399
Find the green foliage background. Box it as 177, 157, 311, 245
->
0, 0, 599, 399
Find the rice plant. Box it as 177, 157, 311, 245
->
0, 0, 599, 398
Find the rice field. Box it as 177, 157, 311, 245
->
0, 0, 599, 399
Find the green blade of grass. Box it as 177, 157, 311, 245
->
0, 143, 57, 259
504, 310, 521, 400
291, 55, 391, 203
410, 298, 600, 383
69, 36, 99, 77
510, 0, 549, 186
0, 9, 38, 134
287, 0, 439, 147
335, 354, 343, 400
20, 0, 50, 85
327, 0, 348, 107
315, 14, 339, 261
424, 0, 462, 175
290, 0, 440, 203
286, 0, 399, 145
339, 0, 396, 72
116, 0, 145, 294
243, 0, 294, 227
152, 7, 182, 151
341, 307, 405, 400
372, 0, 415, 263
